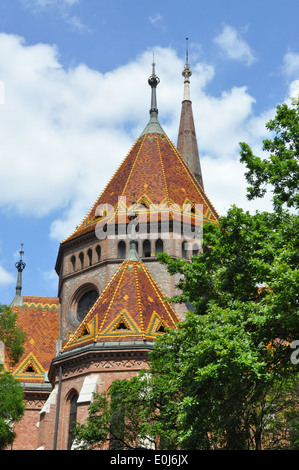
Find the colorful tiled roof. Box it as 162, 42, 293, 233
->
9, 296, 60, 383
62, 132, 218, 244
62, 249, 179, 353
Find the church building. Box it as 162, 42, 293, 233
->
5, 51, 218, 450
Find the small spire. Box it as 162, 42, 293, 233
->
11, 244, 26, 307
177, 39, 204, 189
148, 55, 160, 117
182, 38, 192, 101
140, 57, 165, 136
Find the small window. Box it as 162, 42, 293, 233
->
155, 239, 163, 254
77, 290, 98, 322
96, 245, 101, 262
87, 249, 92, 266
71, 255, 76, 272
142, 240, 151, 257
118, 241, 126, 259
68, 392, 78, 450
24, 364, 36, 374
182, 241, 187, 259
79, 252, 84, 269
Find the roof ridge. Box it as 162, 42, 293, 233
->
133, 261, 146, 340
95, 259, 128, 341
121, 134, 147, 197
60, 137, 144, 244
155, 133, 171, 205
141, 262, 178, 327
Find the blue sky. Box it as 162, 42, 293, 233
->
0, 0, 298, 304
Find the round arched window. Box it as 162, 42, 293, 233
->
77, 290, 98, 322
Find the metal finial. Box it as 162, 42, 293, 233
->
15, 244, 26, 272
140, 57, 165, 136
148, 55, 160, 116
182, 38, 192, 100
148, 54, 160, 91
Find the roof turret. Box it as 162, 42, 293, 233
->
61, 238, 179, 351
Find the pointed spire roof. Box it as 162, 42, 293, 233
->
177, 39, 204, 189
61, 239, 179, 352
60, 61, 218, 247
141, 57, 165, 136
11, 244, 26, 307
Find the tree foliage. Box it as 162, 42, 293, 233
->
0, 371, 25, 450
0, 305, 26, 449
240, 98, 299, 211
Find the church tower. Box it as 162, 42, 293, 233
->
7, 55, 219, 450
54, 59, 217, 344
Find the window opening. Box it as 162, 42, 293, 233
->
67, 393, 78, 450
77, 290, 98, 322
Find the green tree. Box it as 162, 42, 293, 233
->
0, 304, 26, 367
0, 371, 25, 449
152, 207, 298, 449
0, 305, 26, 449
240, 98, 299, 211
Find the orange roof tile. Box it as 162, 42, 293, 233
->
62, 132, 218, 244
62, 255, 179, 353
9, 297, 60, 383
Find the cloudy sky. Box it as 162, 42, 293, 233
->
0, 0, 298, 304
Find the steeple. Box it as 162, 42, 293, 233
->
11, 244, 26, 307
177, 39, 204, 189
140, 57, 165, 136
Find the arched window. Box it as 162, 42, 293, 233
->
67, 392, 78, 450
79, 252, 84, 269
77, 290, 98, 322
182, 241, 187, 259
118, 241, 126, 259
142, 240, 151, 257
71, 255, 76, 272
87, 249, 92, 266
155, 239, 163, 254
96, 245, 101, 262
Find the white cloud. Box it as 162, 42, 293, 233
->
289, 80, 299, 98
214, 24, 257, 66
20, 0, 86, 32
149, 13, 166, 32
0, 34, 272, 241
282, 51, 299, 79
21, 0, 79, 10
0, 81, 4, 104
281, 51, 299, 101
0, 266, 15, 286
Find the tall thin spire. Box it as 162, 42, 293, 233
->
177, 38, 204, 189
11, 244, 26, 307
140, 57, 165, 136
182, 37, 192, 101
